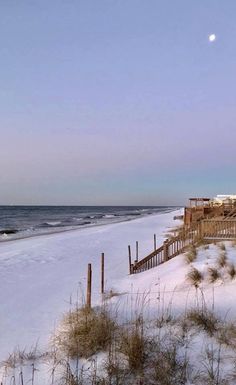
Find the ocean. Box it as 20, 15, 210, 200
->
0, 205, 179, 242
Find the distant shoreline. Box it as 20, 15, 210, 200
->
0, 206, 180, 244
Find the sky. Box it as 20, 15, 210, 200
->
1, 0, 236, 206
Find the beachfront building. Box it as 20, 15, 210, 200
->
212, 194, 236, 206
184, 195, 236, 225
184, 198, 212, 225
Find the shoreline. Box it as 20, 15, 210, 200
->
0, 207, 180, 245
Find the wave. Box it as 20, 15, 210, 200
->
44, 221, 62, 226
36, 222, 63, 229
0, 206, 180, 242
103, 214, 116, 219
83, 214, 105, 220
0, 229, 19, 235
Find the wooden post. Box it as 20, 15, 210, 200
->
154, 234, 157, 250
20, 371, 24, 385
199, 221, 203, 240
128, 245, 132, 274
163, 240, 169, 262
130, 263, 134, 274
136, 241, 139, 262
87, 263, 92, 309
101, 253, 104, 294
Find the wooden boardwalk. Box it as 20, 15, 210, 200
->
130, 219, 236, 274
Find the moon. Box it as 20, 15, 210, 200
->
208, 34, 216, 42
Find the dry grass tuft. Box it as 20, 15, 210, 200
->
217, 322, 236, 348
186, 267, 203, 288
185, 245, 197, 264
207, 267, 221, 283
186, 308, 220, 337
217, 251, 228, 268
119, 319, 146, 373
103, 349, 128, 384
195, 237, 205, 248
150, 340, 188, 385
2, 345, 42, 369
219, 243, 226, 251
55, 306, 116, 359
227, 263, 236, 280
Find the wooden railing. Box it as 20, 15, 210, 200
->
202, 219, 236, 239
222, 203, 236, 211
130, 219, 236, 274
131, 224, 200, 274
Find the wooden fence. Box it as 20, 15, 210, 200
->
130, 219, 236, 274
130, 223, 200, 274
202, 219, 236, 239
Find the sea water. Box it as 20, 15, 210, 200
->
0, 205, 179, 241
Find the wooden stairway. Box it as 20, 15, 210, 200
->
223, 208, 236, 220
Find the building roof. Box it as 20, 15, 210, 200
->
189, 198, 210, 201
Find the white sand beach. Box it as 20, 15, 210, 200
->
0, 209, 183, 361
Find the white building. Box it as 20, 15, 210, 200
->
213, 195, 236, 205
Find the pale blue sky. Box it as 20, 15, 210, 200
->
1, 1, 236, 205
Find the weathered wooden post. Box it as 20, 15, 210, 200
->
136, 241, 139, 262
128, 245, 132, 274
199, 221, 203, 240
130, 263, 134, 274
154, 234, 157, 250
87, 263, 92, 309
101, 253, 104, 294
163, 240, 169, 262
20, 371, 24, 385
